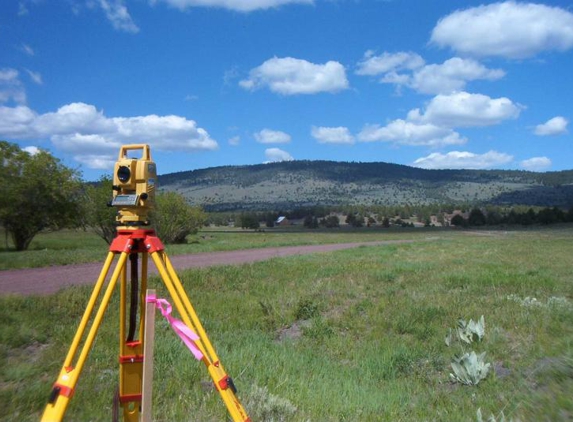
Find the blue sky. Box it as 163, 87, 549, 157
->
1, 0, 572, 180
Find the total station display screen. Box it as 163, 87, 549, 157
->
112, 194, 139, 206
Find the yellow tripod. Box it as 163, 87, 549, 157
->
41, 228, 250, 421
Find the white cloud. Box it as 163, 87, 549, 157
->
24, 69, 43, 85
0, 102, 218, 169
21, 44, 34, 56
0, 68, 26, 104
264, 147, 293, 163
408, 58, 504, 95
254, 128, 291, 144
33, 103, 115, 136
408, 91, 521, 127
228, 136, 240, 146
355, 51, 424, 76
0, 105, 36, 137
357, 54, 505, 95
240, 57, 349, 95
430, 1, 573, 59
413, 150, 513, 170
520, 156, 552, 171
22, 146, 40, 155
98, 0, 139, 33
18, 2, 29, 16
151, 0, 313, 12
73, 154, 117, 170
357, 120, 466, 147
311, 126, 354, 145
534, 116, 568, 136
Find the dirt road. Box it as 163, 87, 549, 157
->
0, 239, 417, 296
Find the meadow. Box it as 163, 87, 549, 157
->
0, 227, 572, 421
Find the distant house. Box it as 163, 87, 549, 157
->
276, 216, 289, 226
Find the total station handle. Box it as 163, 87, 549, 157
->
118, 144, 151, 161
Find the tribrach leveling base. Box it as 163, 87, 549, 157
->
41, 145, 249, 422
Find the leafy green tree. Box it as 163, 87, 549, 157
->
450, 214, 467, 227
82, 175, 117, 244
520, 208, 537, 226
486, 210, 503, 226
345, 213, 363, 227
0, 141, 82, 251
239, 213, 260, 230
537, 207, 565, 225
468, 208, 486, 226
265, 212, 278, 228
567, 206, 573, 223
151, 191, 206, 243
321, 215, 340, 228
303, 215, 319, 229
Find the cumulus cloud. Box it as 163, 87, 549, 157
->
0, 105, 36, 137
355, 51, 424, 76
0, 68, 26, 104
151, 0, 313, 12
408, 58, 504, 95
356, 53, 505, 95
254, 128, 291, 144
22, 145, 40, 155
357, 120, 466, 147
0, 102, 218, 168
430, 1, 573, 59
413, 150, 513, 169
408, 91, 521, 127
311, 126, 354, 145
534, 116, 568, 136
520, 156, 552, 171
98, 0, 139, 33
264, 147, 293, 163
240, 57, 349, 95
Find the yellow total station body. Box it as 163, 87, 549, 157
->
112, 144, 157, 226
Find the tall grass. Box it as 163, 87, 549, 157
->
1, 228, 572, 420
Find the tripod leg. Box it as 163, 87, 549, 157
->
117, 251, 149, 422
41, 251, 130, 422
149, 250, 250, 422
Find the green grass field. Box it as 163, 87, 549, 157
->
0, 227, 428, 270
1, 227, 572, 421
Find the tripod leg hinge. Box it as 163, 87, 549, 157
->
48, 383, 74, 404
119, 393, 142, 403
119, 354, 144, 364
218, 376, 237, 394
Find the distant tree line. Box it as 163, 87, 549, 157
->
211, 203, 573, 231
450, 206, 573, 227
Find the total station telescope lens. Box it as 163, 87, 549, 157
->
117, 166, 131, 183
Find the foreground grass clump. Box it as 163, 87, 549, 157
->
1, 228, 572, 420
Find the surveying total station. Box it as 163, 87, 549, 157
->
41, 145, 250, 422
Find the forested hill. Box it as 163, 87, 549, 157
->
158, 160, 573, 212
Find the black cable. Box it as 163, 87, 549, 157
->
127, 251, 139, 342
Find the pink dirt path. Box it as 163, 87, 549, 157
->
0, 240, 416, 296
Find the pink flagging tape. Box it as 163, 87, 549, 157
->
146, 294, 204, 361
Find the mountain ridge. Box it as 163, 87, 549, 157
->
158, 160, 573, 212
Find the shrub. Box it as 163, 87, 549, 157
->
151, 192, 206, 243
